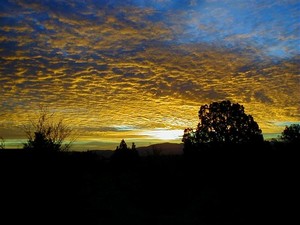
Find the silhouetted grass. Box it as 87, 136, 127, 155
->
0, 142, 297, 225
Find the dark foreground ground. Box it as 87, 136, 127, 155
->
0, 142, 297, 225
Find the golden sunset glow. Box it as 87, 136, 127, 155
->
142, 129, 184, 140
0, 0, 299, 150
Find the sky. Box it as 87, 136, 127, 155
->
0, 0, 299, 150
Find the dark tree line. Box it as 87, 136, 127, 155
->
111, 139, 139, 165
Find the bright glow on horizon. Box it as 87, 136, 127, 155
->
142, 129, 183, 140
1, 132, 284, 151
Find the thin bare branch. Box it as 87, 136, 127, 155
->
22, 107, 75, 151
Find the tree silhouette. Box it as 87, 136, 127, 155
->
183, 100, 263, 149
111, 139, 139, 164
280, 124, 300, 143
119, 139, 128, 150
131, 142, 136, 151
22, 108, 74, 152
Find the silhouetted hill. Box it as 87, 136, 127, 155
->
137, 142, 183, 156
87, 143, 183, 157
88, 149, 114, 158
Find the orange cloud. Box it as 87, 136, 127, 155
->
1, 1, 299, 149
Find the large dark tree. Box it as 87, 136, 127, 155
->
183, 100, 263, 147
280, 124, 300, 143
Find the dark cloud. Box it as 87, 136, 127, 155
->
254, 91, 274, 104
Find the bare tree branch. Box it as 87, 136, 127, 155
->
0, 136, 5, 150
22, 107, 75, 152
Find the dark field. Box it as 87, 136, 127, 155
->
0, 143, 297, 225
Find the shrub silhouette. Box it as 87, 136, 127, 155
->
23, 131, 61, 152
183, 100, 263, 152
280, 124, 300, 143
22, 108, 73, 152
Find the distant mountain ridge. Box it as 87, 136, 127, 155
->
137, 142, 183, 156
88, 142, 184, 158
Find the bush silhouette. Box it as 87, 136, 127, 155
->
183, 100, 263, 152
22, 108, 74, 152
